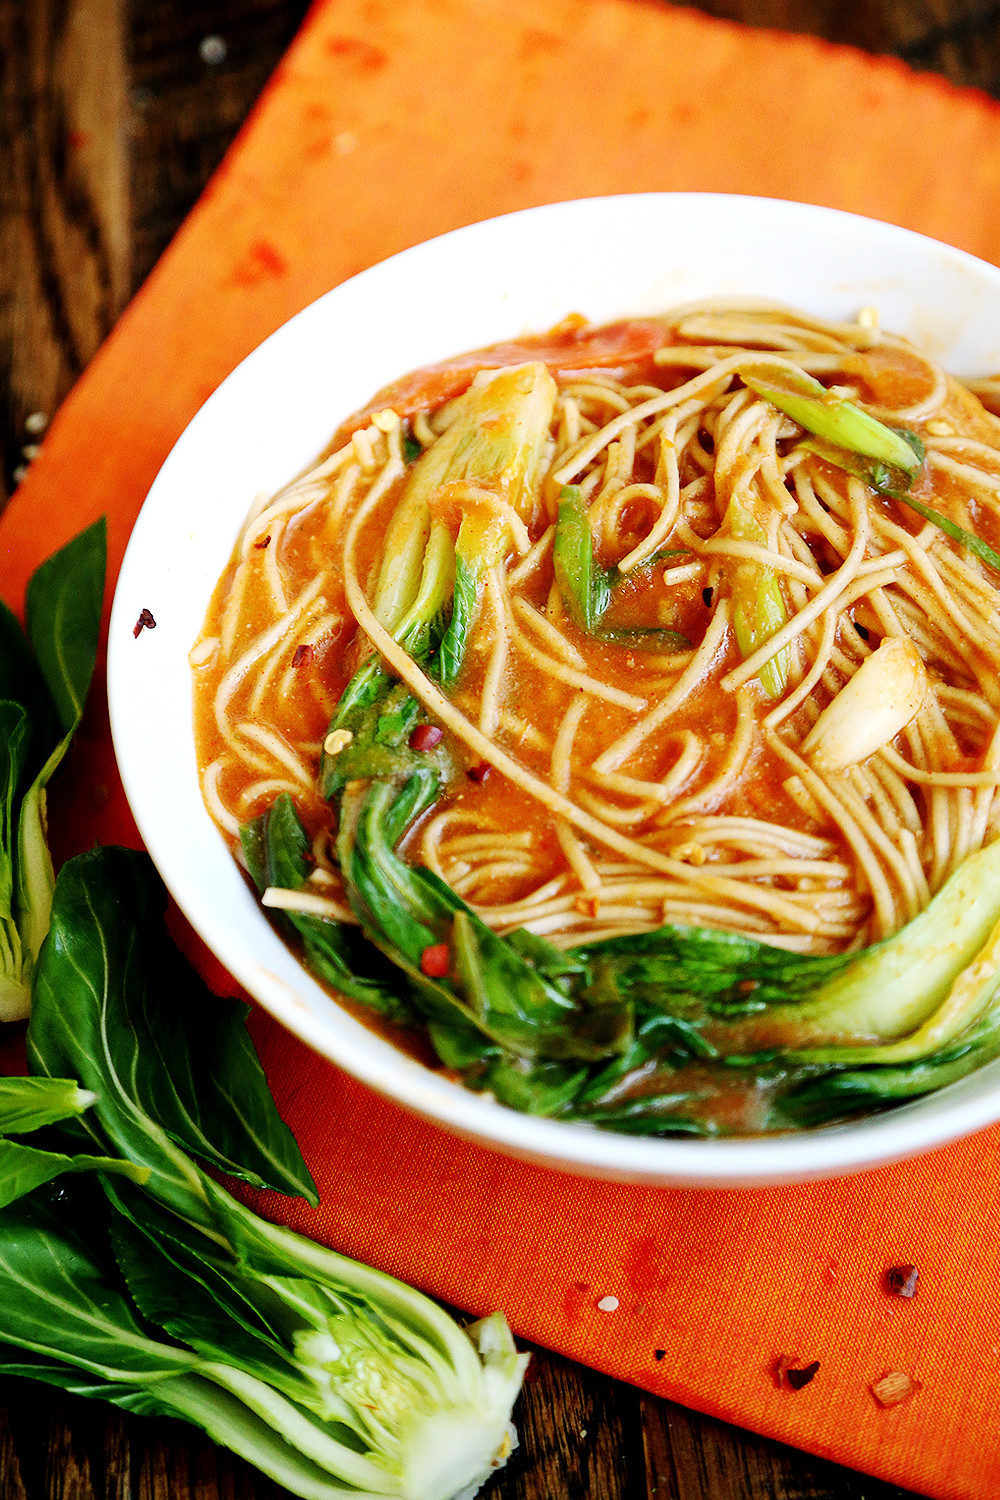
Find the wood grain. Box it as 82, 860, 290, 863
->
0, 1, 989, 1496
0, 0, 130, 504
129, 1, 310, 290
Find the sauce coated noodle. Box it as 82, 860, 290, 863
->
191, 300, 1000, 1134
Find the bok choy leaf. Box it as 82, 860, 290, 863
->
738, 363, 1000, 574
373, 362, 556, 679
0, 518, 105, 1021
3, 845, 526, 1500
717, 496, 790, 698
741, 363, 923, 477
249, 783, 1000, 1133
553, 485, 688, 651
319, 367, 555, 800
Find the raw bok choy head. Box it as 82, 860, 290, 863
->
0, 846, 527, 1500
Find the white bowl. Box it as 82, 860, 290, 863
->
109, 193, 1000, 1187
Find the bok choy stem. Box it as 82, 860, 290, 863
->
1, 846, 527, 1500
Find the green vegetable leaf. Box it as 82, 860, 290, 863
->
718, 496, 789, 698
742, 364, 922, 476
0, 1190, 197, 1385
320, 675, 452, 800
0, 702, 29, 960
8, 520, 107, 1011
242, 795, 414, 1022
0, 1139, 148, 1210
799, 431, 1000, 572
437, 549, 478, 688
0, 602, 59, 779
0, 1076, 96, 1136
28, 847, 318, 1207
882, 487, 1000, 576
371, 363, 556, 635
554, 485, 614, 633
25, 518, 106, 737
554, 486, 689, 651
333, 775, 634, 1064
14, 846, 527, 1500
778, 1006, 1000, 1125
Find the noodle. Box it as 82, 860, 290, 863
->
192, 298, 1000, 991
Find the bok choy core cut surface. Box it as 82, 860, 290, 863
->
193, 301, 1000, 1137
0, 847, 526, 1500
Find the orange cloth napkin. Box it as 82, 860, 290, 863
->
5, 1, 1000, 1492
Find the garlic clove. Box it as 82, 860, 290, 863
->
802, 637, 927, 773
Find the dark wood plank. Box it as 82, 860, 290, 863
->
129, 1, 310, 289
670, 0, 890, 50
483, 1348, 647, 1499
0, 0, 131, 503
639, 1391, 922, 1500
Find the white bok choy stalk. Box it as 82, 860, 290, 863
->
0, 846, 528, 1500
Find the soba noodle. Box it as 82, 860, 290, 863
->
191, 301, 1000, 1131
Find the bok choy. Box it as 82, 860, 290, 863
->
373, 361, 556, 681
552, 485, 688, 651
0, 847, 526, 1500
320, 364, 556, 800
248, 790, 1000, 1135
716, 496, 789, 698
0, 519, 104, 1022
738, 362, 1000, 574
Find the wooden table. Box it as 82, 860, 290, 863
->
0, 1, 994, 1495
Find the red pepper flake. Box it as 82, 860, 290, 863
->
133, 608, 156, 638
870, 1370, 921, 1408
653, 1349, 666, 1361
774, 1354, 819, 1390
702, 586, 714, 607
292, 643, 314, 669
409, 724, 443, 752
466, 761, 492, 784
886, 1263, 919, 1299
254, 535, 271, 549
521, 1354, 541, 1383
420, 942, 450, 978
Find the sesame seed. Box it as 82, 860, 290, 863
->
199, 35, 228, 65
597, 1295, 619, 1313
24, 412, 47, 435
324, 729, 353, 755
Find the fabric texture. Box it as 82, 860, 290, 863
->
3, 1, 1000, 1492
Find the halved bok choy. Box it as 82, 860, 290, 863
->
0, 846, 527, 1500
321, 363, 556, 799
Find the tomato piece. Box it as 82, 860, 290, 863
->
335, 317, 671, 441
